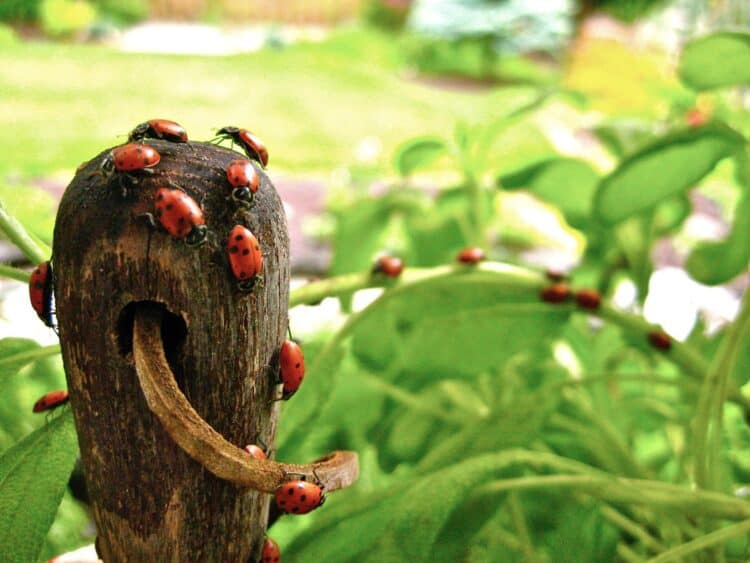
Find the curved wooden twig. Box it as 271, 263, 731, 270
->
132, 306, 358, 493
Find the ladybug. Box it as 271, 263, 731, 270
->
261, 537, 281, 563
214, 126, 269, 167
648, 330, 671, 351
274, 476, 326, 515
685, 108, 708, 128
227, 225, 263, 291
29, 261, 56, 330
456, 247, 485, 265
279, 340, 305, 400
151, 187, 208, 246
225, 159, 260, 208
243, 444, 267, 460
99, 143, 161, 196
540, 283, 571, 304
33, 389, 69, 413
575, 288, 601, 311
372, 256, 403, 278
128, 119, 188, 143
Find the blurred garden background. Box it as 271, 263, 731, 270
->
2, 0, 750, 561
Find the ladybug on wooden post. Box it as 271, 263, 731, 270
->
33, 389, 69, 413
148, 187, 208, 247
128, 119, 188, 143
372, 256, 404, 278
213, 126, 269, 168
225, 159, 260, 208
274, 472, 326, 515
98, 143, 161, 196
29, 261, 56, 331
278, 340, 305, 400
226, 225, 263, 291
261, 537, 281, 563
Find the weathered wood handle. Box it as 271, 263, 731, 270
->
133, 305, 358, 493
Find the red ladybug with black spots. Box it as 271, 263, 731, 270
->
261, 537, 281, 563
279, 340, 305, 400
274, 474, 326, 515
128, 119, 188, 143
226, 225, 263, 291
151, 187, 207, 246
99, 143, 160, 196
214, 126, 269, 167
29, 261, 56, 330
33, 389, 69, 413
225, 159, 259, 208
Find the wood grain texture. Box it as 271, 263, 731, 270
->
53, 139, 289, 562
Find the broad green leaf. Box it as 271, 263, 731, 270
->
686, 190, 750, 284
0, 338, 41, 378
679, 32, 750, 91
594, 124, 745, 225
0, 409, 78, 563
498, 158, 600, 227
593, 120, 654, 158
393, 136, 450, 176
351, 271, 567, 380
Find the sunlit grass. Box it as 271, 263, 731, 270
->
0, 28, 526, 177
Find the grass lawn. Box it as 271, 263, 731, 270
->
0, 28, 538, 178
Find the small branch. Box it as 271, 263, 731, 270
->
0, 199, 49, 265
132, 307, 358, 494
0, 264, 31, 283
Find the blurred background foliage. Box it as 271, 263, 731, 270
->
1, 0, 750, 561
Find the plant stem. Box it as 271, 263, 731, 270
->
0, 264, 31, 283
506, 492, 539, 563
646, 518, 750, 563
693, 283, 750, 491
0, 198, 49, 265
600, 505, 666, 553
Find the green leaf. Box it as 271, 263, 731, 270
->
679, 32, 750, 91
498, 158, 600, 227
594, 124, 745, 225
351, 271, 567, 380
393, 136, 451, 176
0, 409, 78, 563
0, 338, 41, 378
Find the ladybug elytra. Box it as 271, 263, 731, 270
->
648, 330, 671, 351
372, 256, 403, 278
153, 188, 208, 246
575, 288, 601, 311
99, 143, 161, 196
274, 476, 325, 515
227, 225, 263, 291
540, 283, 571, 304
129, 119, 188, 143
261, 537, 281, 563
279, 340, 305, 400
29, 261, 56, 330
33, 389, 69, 413
456, 247, 485, 265
214, 126, 269, 167
225, 159, 259, 208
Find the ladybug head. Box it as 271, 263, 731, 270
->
99, 153, 116, 178
128, 122, 150, 142
185, 225, 208, 248
231, 187, 254, 209
217, 126, 240, 136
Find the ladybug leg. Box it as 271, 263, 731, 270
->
138, 212, 158, 229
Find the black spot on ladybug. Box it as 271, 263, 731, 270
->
235, 235, 243, 241
136, 147, 143, 153
178, 217, 185, 224
279, 500, 286, 506
295, 362, 300, 368
229, 246, 238, 253
142, 158, 149, 165
288, 488, 295, 495
156, 193, 164, 200
300, 495, 307, 502
292, 507, 299, 513
242, 249, 250, 255
34, 281, 44, 289
166, 204, 173, 210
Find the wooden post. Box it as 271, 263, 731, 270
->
52, 139, 316, 561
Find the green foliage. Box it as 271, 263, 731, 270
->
0, 0, 42, 22
0, 410, 78, 563
679, 32, 750, 91
39, 0, 97, 37
593, 124, 745, 225
90, 0, 147, 24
